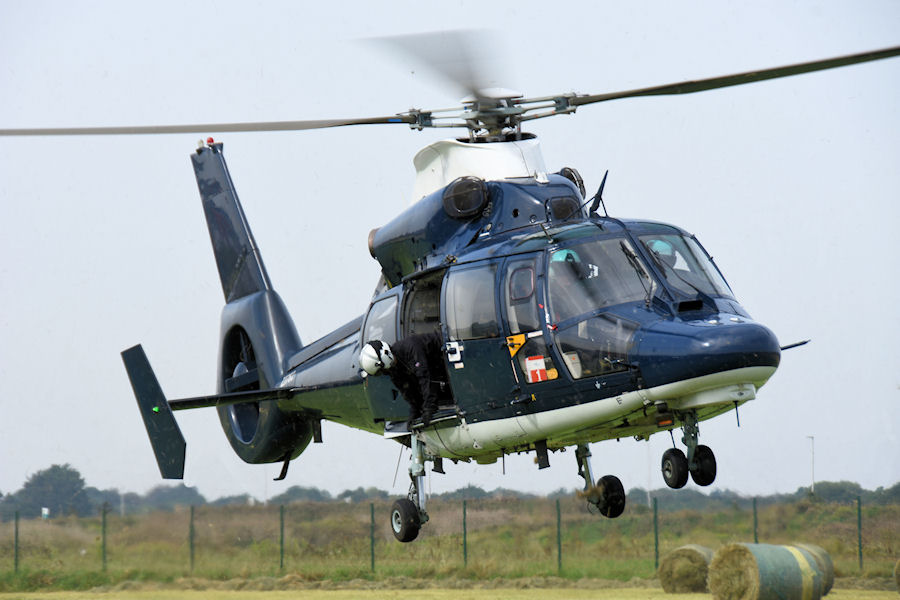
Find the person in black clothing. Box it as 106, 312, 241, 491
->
360, 331, 446, 426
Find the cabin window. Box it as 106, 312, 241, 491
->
363, 296, 398, 345
547, 196, 581, 221
504, 259, 540, 334
445, 265, 499, 341
555, 314, 637, 378
515, 336, 560, 383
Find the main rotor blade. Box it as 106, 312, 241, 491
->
0, 114, 416, 137
370, 30, 510, 106
571, 45, 900, 108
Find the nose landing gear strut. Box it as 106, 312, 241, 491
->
661, 411, 717, 489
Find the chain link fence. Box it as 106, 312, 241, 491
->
2, 495, 897, 582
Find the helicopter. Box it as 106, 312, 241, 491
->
2, 41, 897, 543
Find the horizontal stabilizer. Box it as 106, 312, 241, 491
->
121, 345, 186, 479
167, 387, 299, 411
780, 339, 810, 351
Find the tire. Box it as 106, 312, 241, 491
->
661, 448, 689, 489
690, 444, 717, 486
597, 474, 626, 518
390, 498, 421, 543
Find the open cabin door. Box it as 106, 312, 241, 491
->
400, 271, 454, 411
361, 290, 406, 421
364, 272, 455, 423
441, 263, 519, 423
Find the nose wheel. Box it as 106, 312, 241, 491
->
689, 444, 717, 486
661, 448, 689, 489
661, 412, 717, 489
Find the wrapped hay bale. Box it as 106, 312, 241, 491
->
708, 543, 823, 600
658, 544, 714, 593
791, 543, 834, 596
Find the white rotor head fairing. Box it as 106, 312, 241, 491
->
412, 137, 549, 202
360, 340, 394, 376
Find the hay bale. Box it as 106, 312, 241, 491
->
708, 543, 823, 600
709, 544, 761, 600
658, 544, 714, 593
792, 543, 834, 595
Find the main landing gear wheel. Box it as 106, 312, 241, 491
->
575, 445, 626, 519
390, 498, 421, 543
661, 448, 689, 489
596, 474, 626, 518
689, 444, 717, 486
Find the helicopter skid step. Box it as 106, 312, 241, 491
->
383, 408, 459, 438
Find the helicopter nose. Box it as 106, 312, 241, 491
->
635, 317, 781, 388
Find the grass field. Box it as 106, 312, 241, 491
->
1, 497, 897, 593
0, 589, 898, 600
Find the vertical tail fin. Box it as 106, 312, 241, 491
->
190, 140, 302, 454
191, 141, 303, 383
191, 142, 271, 303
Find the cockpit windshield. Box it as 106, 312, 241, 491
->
638, 234, 732, 299
547, 238, 653, 323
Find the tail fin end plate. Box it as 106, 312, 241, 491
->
121, 345, 187, 479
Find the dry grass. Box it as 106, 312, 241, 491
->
0, 497, 897, 592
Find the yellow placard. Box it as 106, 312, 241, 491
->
506, 334, 526, 358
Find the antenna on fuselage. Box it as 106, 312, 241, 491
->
586, 170, 609, 216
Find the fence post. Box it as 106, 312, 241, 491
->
653, 497, 659, 570
753, 497, 758, 544
101, 502, 108, 572
369, 503, 375, 572
189, 505, 195, 572
280, 505, 285, 571
556, 498, 562, 574
462, 499, 468, 568
856, 495, 863, 571
14, 511, 19, 574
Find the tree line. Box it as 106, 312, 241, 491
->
1, 463, 897, 521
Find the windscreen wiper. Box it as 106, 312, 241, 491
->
619, 241, 655, 307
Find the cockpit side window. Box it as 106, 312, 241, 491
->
556, 314, 637, 378
445, 265, 499, 341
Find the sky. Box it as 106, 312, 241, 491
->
1, 1, 898, 504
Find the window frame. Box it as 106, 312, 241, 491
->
443, 263, 500, 342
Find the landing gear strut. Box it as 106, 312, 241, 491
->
661, 411, 716, 489
576, 444, 625, 518
390, 435, 431, 542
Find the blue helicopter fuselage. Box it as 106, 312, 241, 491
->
275, 173, 780, 462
